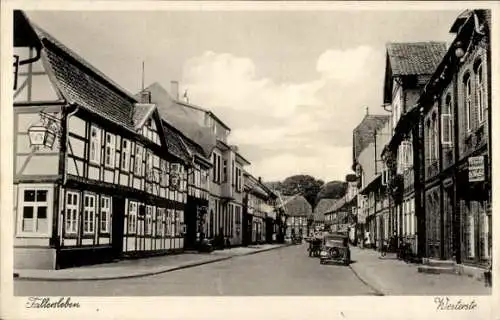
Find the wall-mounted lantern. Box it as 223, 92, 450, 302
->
27, 111, 62, 150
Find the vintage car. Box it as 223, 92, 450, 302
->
319, 233, 351, 265
291, 234, 303, 245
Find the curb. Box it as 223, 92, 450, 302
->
14, 244, 291, 282
348, 264, 386, 296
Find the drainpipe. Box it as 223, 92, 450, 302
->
52, 103, 78, 263
452, 62, 461, 265
437, 95, 445, 260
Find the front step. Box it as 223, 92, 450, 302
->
417, 265, 457, 275
422, 258, 456, 268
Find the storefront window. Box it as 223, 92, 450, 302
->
479, 202, 490, 261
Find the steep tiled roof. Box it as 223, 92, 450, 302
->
43, 46, 136, 130
19, 13, 188, 163
315, 199, 337, 214
283, 195, 312, 217
162, 122, 191, 162
32, 23, 136, 101
386, 42, 448, 76
353, 114, 390, 164
143, 83, 217, 158
326, 197, 347, 214
313, 198, 338, 222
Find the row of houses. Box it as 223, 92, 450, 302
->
322, 9, 492, 271
12, 11, 285, 270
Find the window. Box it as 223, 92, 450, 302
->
160, 159, 169, 187
83, 194, 96, 234
121, 139, 130, 171
235, 166, 242, 191
100, 196, 111, 233
128, 201, 138, 233
441, 95, 453, 145
230, 204, 234, 237
156, 208, 165, 236
145, 205, 153, 235
166, 209, 174, 237
475, 62, 485, 124
235, 205, 241, 224
134, 144, 143, 176
464, 74, 472, 132
223, 160, 228, 182
90, 126, 101, 164
19, 188, 50, 234
65, 191, 79, 234
212, 153, 222, 183
145, 151, 153, 181
433, 113, 438, 160
105, 133, 115, 168
426, 120, 432, 162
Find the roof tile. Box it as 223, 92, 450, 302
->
386, 42, 448, 76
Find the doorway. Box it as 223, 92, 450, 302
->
111, 196, 126, 258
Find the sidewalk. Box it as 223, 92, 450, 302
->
349, 246, 491, 296
14, 244, 289, 281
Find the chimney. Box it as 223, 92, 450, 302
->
140, 90, 151, 103
171, 81, 179, 100
258, 177, 262, 183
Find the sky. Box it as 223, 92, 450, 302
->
25, 8, 462, 182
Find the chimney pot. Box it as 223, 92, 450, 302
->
171, 81, 179, 100
140, 91, 151, 103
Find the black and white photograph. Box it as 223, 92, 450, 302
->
1, 1, 498, 319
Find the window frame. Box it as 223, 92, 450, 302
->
100, 195, 112, 233
145, 205, 153, 236
464, 73, 473, 132
65, 190, 79, 235
156, 207, 165, 237
121, 138, 130, 171
104, 132, 116, 169
128, 200, 138, 234
475, 62, 485, 124
134, 144, 143, 176
441, 95, 453, 145
83, 193, 96, 235
89, 125, 102, 165
16, 185, 53, 237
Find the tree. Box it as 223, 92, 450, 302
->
315, 181, 348, 202
279, 175, 324, 209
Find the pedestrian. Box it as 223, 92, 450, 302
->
364, 231, 371, 249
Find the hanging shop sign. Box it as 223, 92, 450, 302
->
468, 155, 485, 182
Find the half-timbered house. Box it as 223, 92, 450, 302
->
13, 11, 189, 269
141, 82, 250, 247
